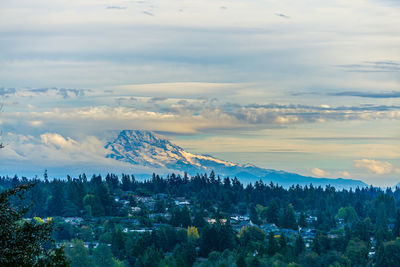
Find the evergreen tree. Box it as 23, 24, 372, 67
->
0, 183, 69, 266
267, 232, 278, 256
294, 235, 305, 256
65, 239, 92, 267
298, 212, 307, 228
121, 174, 131, 191
280, 204, 297, 230
266, 200, 280, 224
249, 205, 261, 226
48, 180, 66, 216
193, 211, 206, 228
393, 209, 400, 237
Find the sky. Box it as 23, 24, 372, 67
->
0, 0, 399, 186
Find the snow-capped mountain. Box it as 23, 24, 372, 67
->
106, 130, 367, 189
105, 130, 241, 173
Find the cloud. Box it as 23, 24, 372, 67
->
354, 159, 393, 174
29, 120, 43, 127
40, 133, 78, 149
337, 61, 400, 73
3, 92, 400, 137
28, 88, 87, 99
275, 13, 290, 19
330, 91, 400, 98
143, 11, 154, 16
339, 171, 351, 178
106, 6, 127, 10
149, 97, 168, 103
0, 87, 16, 96
311, 168, 326, 177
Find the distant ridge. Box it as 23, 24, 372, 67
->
106, 130, 367, 189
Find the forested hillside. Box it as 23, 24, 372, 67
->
1, 172, 400, 266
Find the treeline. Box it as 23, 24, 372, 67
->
1, 171, 399, 226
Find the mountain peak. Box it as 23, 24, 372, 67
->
118, 130, 165, 143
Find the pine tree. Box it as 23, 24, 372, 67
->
294, 235, 305, 256
280, 204, 298, 230
266, 200, 280, 224
0, 183, 69, 266
393, 209, 400, 237
267, 232, 278, 256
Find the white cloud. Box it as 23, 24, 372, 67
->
339, 171, 351, 178
354, 159, 393, 175
275, 115, 299, 124
29, 120, 43, 126
40, 133, 78, 149
311, 168, 326, 177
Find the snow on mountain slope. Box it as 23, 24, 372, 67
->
105, 130, 237, 172
105, 130, 368, 189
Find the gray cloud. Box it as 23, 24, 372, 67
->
153, 98, 400, 131
275, 13, 290, 19
28, 87, 87, 98
293, 90, 400, 99
330, 91, 400, 98
143, 11, 154, 16
338, 61, 400, 72
149, 97, 167, 103
0, 87, 16, 97
106, 6, 127, 10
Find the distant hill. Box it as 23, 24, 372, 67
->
106, 130, 367, 189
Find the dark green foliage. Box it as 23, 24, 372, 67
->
375, 238, 400, 267
298, 212, 306, 228
280, 204, 298, 230
199, 222, 235, 256
173, 242, 196, 267
3, 172, 400, 266
267, 232, 278, 256
134, 246, 162, 267
193, 211, 206, 227
249, 205, 262, 225
294, 235, 305, 256
170, 206, 191, 227
266, 200, 280, 224
0, 183, 69, 266
65, 239, 91, 267
393, 209, 400, 238
345, 238, 368, 266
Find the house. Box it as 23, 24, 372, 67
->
130, 229, 153, 233
131, 207, 141, 213
64, 217, 84, 225
306, 216, 317, 224
230, 215, 249, 222
207, 218, 217, 224
301, 228, 316, 243
206, 218, 227, 225
175, 200, 190, 206
84, 242, 99, 249
260, 223, 279, 234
